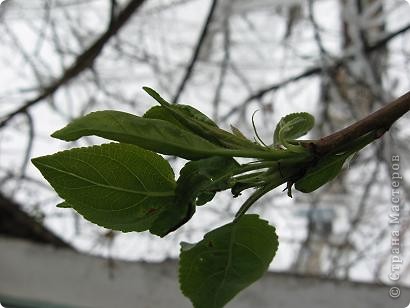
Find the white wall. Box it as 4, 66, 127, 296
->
0, 236, 408, 308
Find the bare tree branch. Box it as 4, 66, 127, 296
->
221, 22, 410, 122
172, 0, 218, 104
0, 0, 146, 129
0, 192, 72, 248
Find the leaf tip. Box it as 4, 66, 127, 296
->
56, 201, 72, 209
50, 129, 63, 140
31, 156, 42, 168
142, 86, 157, 97
142, 87, 170, 106
51, 125, 76, 141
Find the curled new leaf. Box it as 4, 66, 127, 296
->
32, 143, 177, 234
179, 214, 279, 308
273, 112, 314, 151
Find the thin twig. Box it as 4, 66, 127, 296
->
0, 0, 146, 129
221, 22, 410, 121
172, 0, 219, 104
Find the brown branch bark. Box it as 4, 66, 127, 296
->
311, 91, 410, 155
0, 0, 146, 129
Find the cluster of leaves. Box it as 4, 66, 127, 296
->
32, 87, 374, 308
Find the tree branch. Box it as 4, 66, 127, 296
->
0, 193, 72, 248
172, 0, 219, 104
221, 22, 410, 121
310, 91, 410, 155
0, 0, 146, 129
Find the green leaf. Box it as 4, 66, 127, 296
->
32, 143, 177, 234
143, 88, 219, 138
295, 152, 352, 193
175, 104, 218, 127
144, 87, 309, 161
177, 156, 240, 207
149, 200, 195, 237
143, 104, 218, 134
143, 106, 186, 129
142, 87, 216, 126
143, 87, 264, 151
295, 130, 378, 193
51, 110, 223, 160
150, 157, 240, 236
179, 214, 279, 308
273, 112, 314, 150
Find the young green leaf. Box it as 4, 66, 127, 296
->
143, 106, 186, 129
143, 87, 216, 126
143, 87, 308, 160
51, 110, 223, 160
179, 214, 279, 308
143, 87, 265, 151
294, 152, 352, 193
144, 104, 217, 128
32, 143, 177, 233
273, 112, 314, 151
295, 130, 377, 193
150, 157, 240, 236
178, 156, 240, 206
176, 104, 218, 127
52, 109, 296, 161
143, 87, 221, 145
149, 199, 196, 237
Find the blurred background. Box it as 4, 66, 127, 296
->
0, 0, 410, 307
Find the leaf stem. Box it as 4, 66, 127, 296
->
234, 174, 283, 220
209, 148, 311, 161
233, 161, 278, 175
232, 171, 266, 183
